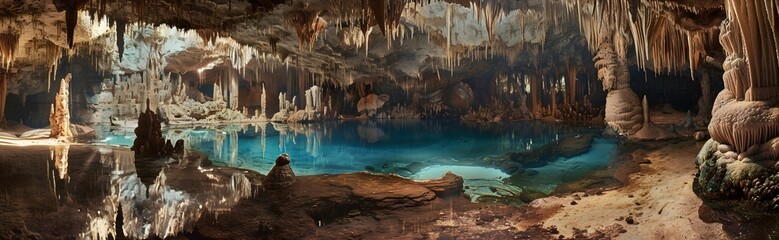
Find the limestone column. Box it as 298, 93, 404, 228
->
594, 30, 642, 135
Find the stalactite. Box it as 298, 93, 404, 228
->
62, 0, 88, 49
116, 20, 126, 62
287, 8, 327, 50
196, 29, 219, 46
570, 0, 717, 77
0, 33, 19, 69
481, 0, 503, 41
368, 0, 387, 36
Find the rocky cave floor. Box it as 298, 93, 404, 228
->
0, 129, 776, 239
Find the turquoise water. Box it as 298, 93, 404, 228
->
95, 120, 619, 201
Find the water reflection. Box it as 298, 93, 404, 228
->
98, 120, 607, 177
0, 144, 254, 239
94, 120, 618, 203
87, 148, 253, 239
50, 144, 70, 181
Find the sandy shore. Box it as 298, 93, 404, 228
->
519, 140, 726, 239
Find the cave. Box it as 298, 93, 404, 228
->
0, 0, 777, 239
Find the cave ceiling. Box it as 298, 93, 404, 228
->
0, 0, 725, 95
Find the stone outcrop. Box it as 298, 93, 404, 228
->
131, 99, 184, 157
49, 73, 72, 141
262, 153, 295, 190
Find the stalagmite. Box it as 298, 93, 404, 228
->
695, 0, 779, 208
278, 92, 285, 113
263, 153, 295, 190
311, 85, 322, 112
50, 74, 73, 141
632, 95, 676, 140
305, 89, 313, 112
261, 84, 267, 118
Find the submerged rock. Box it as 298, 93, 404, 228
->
263, 153, 296, 190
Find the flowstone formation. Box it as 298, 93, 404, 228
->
131, 99, 184, 157
49, 73, 72, 141
695, 0, 779, 208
